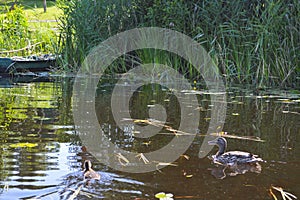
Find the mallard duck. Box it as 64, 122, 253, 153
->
208, 137, 264, 166
83, 160, 100, 180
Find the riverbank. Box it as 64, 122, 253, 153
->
1, 0, 299, 88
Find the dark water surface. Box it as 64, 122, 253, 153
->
0, 75, 299, 200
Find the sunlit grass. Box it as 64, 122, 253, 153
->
0, 0, 61, 19
0, 1, 60, 56
24, 5, 62, 21
0, 1, 62, 29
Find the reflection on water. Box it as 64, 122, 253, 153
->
0, 75, 299, 199
209, 163, 262, 179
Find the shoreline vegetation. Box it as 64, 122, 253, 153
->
0, 0, 60, 56
0, 0, 299, 89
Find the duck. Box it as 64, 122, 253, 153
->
83, 160, 100, 180
208, 137, 264, 166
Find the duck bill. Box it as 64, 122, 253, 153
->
208, 139, 218, 145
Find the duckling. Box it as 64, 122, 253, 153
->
83, 160, 100, 180
208, 137, 264, 166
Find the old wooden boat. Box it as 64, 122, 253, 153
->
0, 55, 56, 73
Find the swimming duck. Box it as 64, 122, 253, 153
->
208, 137, 264, 166
83, 160, 100, 180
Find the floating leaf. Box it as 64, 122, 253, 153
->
9, 143, 38, 148
155, 192, 167, 198
155, 192, 174, 200
27, 134, 37, 137
155, 162, 177, 167
269, 188, 278, 200
270, 186, 297, 200
181, 154, 190, 160
142, 141, 151, 146
175, 195, 202, 199
46, 145, 56, 149
136, 153, 150, 164
282, 111, 300, 115
278, 99, 292, 103
134, 119, 149, 123
210, 132, 264, 142
68, 185, 83, 200
115, 153, 129, 166
232, 113, 240, 116
204, 117, 211, 121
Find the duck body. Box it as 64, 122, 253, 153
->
83, 160, 100, 180
208, 137, 264, 166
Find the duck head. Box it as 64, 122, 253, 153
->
83, 160, 101, 180
83, 160, 92, 172
208, 137, 227, 156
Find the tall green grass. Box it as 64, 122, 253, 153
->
0, 4, 57, 56
57, 0, 300, 88
56, 0, 136, 70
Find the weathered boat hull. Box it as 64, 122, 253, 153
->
0, 57, 55, 73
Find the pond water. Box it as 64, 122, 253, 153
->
0, 75, 299, 200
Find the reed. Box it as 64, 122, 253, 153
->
57, 0, 300, 88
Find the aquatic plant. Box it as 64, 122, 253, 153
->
56, 0, 136, 71
57, 0, 300, 88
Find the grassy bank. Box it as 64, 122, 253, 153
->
0, 0, 61, 56
0, 0, 60, 18
0, 0, 299, 88
57, 0, 299, 88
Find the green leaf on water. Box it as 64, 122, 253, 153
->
9, 143, 38, 148
155, 192, 174, 200
155, 192, 166, 198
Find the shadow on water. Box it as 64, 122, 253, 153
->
0, 75, 299, 199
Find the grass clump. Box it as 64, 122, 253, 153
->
0, 1, 59, 56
